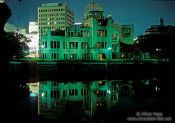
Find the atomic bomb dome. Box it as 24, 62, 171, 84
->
84, 2, 104, 21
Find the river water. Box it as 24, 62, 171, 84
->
3, 70, 175, 123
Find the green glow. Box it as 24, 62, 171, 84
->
39, 3, 134, 60
38, 80, 120, 119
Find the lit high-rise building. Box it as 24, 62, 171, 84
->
38, 3, 74, 32
29, 22, 38, 33
38, 3, 74, 58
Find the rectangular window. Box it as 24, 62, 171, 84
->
52, 90, 56, 98
70, 54, 77, 59
75, 42, 78, 49
51, 91, 53, 98
63, 90, 66, 97
57, 42, 60, 48
64, 54, 68, 59
69, 42, 74, 49
54, 41, 56, 48
42, 53, 46, 59
81, 42, 87, 49
105, 30, 107, 37
52, 53, 59, 59
97, 30, 100, 37
101, 42, 104, 48
63, 41, 65, 49
97, 42, 100, 48
57, 90, 60, 98
75, 89, 78, 96
104, 42, 107, 48
81, 89, 83, 96
63, 41, 68, 49
81, 89, 88, 95
45, 41, 47, 48
69, 89, 74, 96
51, 41, 53, 48
82, 53, 88, 59
69, 42, 78, 49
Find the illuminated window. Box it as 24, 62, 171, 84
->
97, 30, 100, 36
99, 53, 106, 60
69, 42, 78, 49
97, 42, 100, 48
96, 90, 107, 97
70, 54, 77, 59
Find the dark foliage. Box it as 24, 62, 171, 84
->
135, 25, 175, 60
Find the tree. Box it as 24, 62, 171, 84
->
5, 32, 31, 59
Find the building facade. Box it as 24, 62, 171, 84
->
38, 3, 74, 32
39, 2, 134, 60
29, 22, 38, 33
25, 22, 39, 58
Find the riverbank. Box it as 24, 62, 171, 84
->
7, 60, 173, 82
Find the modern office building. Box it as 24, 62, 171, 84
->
38, 3, 74, 32
39, 2, 134, 60
29, 22, 38, 33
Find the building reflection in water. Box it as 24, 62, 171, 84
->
35, 78, 161, 122
12, 75, 175, 122
38, 80, 120, 122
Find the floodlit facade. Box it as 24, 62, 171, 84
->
25, 22, 39, 58
39, 2, 134, 60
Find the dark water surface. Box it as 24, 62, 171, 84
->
2, 64, 175, 123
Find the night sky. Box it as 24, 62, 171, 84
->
5, 0, 175, 37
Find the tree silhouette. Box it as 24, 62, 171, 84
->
5, 32, 31, 59
0, 2, 12, 63
0, 1, 30, 62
